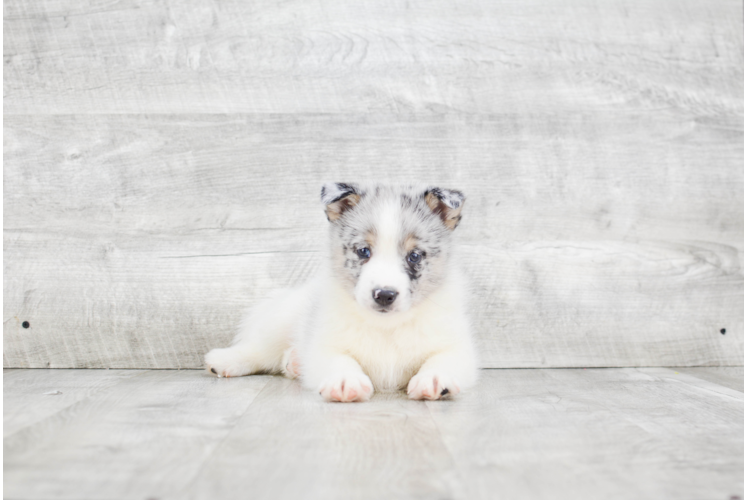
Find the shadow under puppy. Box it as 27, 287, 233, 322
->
205, 183, 479, 402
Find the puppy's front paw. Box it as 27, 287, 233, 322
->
204, 347, 253, 378
281, 347, 301, 379
407, 371, 461, 400
318, 372, 374, 403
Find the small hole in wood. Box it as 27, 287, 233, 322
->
720, 328, 726, 335
22, 321, 29, 329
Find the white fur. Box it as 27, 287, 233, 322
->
205, 185, 479, 402
353, 200, 413, 313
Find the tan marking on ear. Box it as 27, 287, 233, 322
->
425, 192, 463, 230
325, 193, 361, 221
425, 192, 441, 212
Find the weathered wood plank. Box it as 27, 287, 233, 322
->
676, 366, 744, 392
426, 368, 743, 500
181, 376, 457, 500
3, 230, 316, 369
3, 0, 742, 115
3, 369, 145, 436
743, 364, 748, 498
3, 231, 743, 369
4, 370, 272, 500
4, 113, 743, 244
3, 113, 743, 368
4, 369, 741, 499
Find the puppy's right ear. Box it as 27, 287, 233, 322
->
320, 182, 362, 222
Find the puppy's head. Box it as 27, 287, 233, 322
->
321, 182, 464, 315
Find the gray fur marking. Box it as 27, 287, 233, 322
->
323, 183, 464, 307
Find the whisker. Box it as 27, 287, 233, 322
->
424, 295, 445, 308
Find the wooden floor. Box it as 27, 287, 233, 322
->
4, 367, 743, 500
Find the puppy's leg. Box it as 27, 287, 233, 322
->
407, 345, 479, 401
280, 346, 301, 379
205, 285, 310, 378
205, 342, 271, 379
306, 354, 374, 403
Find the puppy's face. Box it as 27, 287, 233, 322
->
321, 183, 464, 315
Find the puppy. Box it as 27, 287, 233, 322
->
205, 183, 479, 402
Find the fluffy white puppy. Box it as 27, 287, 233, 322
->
205, 183, 479, 402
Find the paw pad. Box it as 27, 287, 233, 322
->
318, 373, 374, 403
407, 372, 460, 400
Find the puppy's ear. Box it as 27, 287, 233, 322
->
321, 182, 363, 222
424, 187, 465, 230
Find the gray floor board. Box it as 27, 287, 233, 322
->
181, 376, 458, 500
675, 366, 744, 393
3, 369, 146, 437
3, 368, 743, 500
4, 370, 271, 500
743, 382, 748, 498
426, 368, 743, 500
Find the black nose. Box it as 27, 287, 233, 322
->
373, 288, 399, 307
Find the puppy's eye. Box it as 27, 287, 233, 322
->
407, 251, 422, 264
356, 247, 371, 259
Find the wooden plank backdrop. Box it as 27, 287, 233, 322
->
3, 0, 743, 368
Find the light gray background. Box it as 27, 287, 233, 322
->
3, 0, 743, 369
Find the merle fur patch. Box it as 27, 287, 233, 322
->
424, 187, 465, 230
321, 182, 364, 221
322, 183, 465, 308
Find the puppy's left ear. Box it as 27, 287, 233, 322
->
425, 187, 465, 230
321, 182, 363, 222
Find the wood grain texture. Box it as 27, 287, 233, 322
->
3, 0, 743, 369
182, 376, 457, 500
677, 366, 744, 392
3, 0, 742, 115
426, 368, 744, 500
743, 360, 748, 498
3, 369, 145, 436
3, 113, 743, 368
4, 370, 271, 500
3, 368, 743, 499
